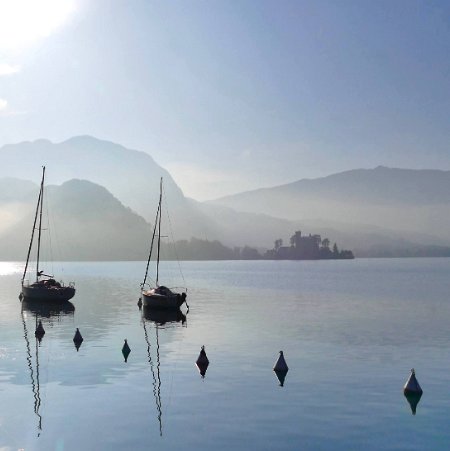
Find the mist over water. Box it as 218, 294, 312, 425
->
2, 259, 450, 450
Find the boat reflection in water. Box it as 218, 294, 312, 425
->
20, 299, 75, 436
21, 298, 75, 318
140, 306, 187, 436
142, 305, 186, 327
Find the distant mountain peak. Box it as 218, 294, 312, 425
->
62, 135, 118, 146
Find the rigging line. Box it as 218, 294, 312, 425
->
44, 191, 54, 276
36, 166, 46, 282
20, 309, 43, 434
161, 183, 186, 289
142, 318, 163, 436
22, 178, 43, 285
47, 183, 64, 269
142, 194, 161, 288
156, 178, 163, 287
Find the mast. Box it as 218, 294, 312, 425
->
142, 194, 161, 288
35, 166, 45, 282
156, 178, 163, 286
22, 171, 44, 286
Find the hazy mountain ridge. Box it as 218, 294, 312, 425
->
0, 136, 230, 243
1, 176, 448, 261
1, 137, 450, 258
214, 166, 450, 206
211, 166, 450, 243
0, 178, 152, 261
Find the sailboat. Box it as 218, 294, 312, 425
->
141, 178, 187, 310
20, 166, 76, 302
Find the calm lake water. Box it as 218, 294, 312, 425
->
1, 258, 450, 450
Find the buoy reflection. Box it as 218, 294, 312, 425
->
196, 346, 209, 378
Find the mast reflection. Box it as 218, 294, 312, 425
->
21, 307, 43, 436
142, 319, 163, 436
140, 306, 187, 436
20, 299, 75, 435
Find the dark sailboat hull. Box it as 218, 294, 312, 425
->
21, 285, 76, 302
141, 290, 186, 310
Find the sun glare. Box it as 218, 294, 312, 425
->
0, 262, 22, 276
0, 0, 76, 52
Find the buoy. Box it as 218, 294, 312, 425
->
273, 351, 289, 372
73, 328, 83, 351
273, 351, 289, 386
196, 346, 209, 378
403, 368, 423, 415
122, 339, 131, 362
35, 320, 45, 342
403, 369, 423, 395
137, 298, 142, 309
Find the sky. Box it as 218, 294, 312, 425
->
0, 0, 449, 200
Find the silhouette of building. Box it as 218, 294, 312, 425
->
266, 230, 354, 260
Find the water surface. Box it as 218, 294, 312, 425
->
1, 259, 450, 450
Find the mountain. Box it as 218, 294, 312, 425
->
210, 166, 450, 243
2, 138, 450, 258
0, 136, 219, 241
0, 178, 152, 261
0, 136, 327, 249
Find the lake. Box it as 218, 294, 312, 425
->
1, 258, 450, 450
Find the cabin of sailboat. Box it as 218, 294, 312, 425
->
20, 167, 75, 302
141, 178, 187, 310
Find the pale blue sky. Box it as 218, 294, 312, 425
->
1, 0, 449, 199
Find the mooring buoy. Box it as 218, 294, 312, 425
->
273, 351, 289, 386
273, 351, 288, 372
35, 320, 45, 342
122, 339, 131, 362
196, 345, 209, 378
137, 297, 142, 309
73, 328, 83, 351
404, 368, 423, 395
403, 369, 423, 415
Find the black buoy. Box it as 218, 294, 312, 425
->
196, 346, 209, 378
403, 368, 423, 395
137, 297, 142, 309
73, 328, 83, 351
404, 369, 423, 415
35, 320, 45, 342
122, 339, 131, 362
273, 351, 289, 387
